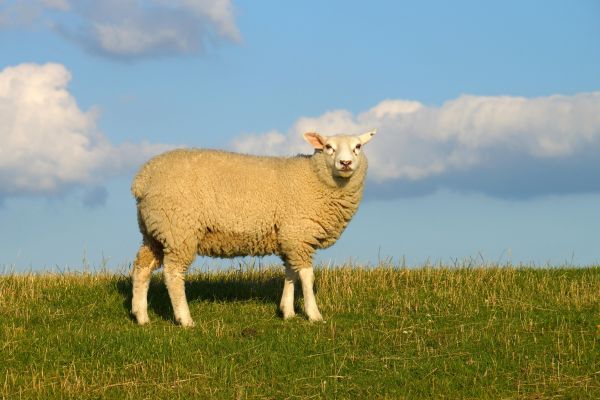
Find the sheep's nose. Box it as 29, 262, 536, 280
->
340, 160, 352, 167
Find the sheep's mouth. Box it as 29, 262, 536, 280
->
336, 168, 354, 177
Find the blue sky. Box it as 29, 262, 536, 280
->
1, 0, 599, 271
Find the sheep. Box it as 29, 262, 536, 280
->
130, 130, 376, 326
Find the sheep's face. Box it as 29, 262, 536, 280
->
304, 131, 376, 178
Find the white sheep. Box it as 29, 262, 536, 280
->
130, 130, 376, 326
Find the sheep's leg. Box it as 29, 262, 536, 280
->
280, 266, 298, 319
298, 267, 324, 322
163, 252, 195, 327
282, 247, 324, 322
131, 242, 162, 325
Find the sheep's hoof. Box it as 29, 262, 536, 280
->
282, 311, 296, 320
132, 311, 149, 325
307, 313, 324, 323
177, 318, 196, 328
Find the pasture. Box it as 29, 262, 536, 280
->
1, 266, 599, 399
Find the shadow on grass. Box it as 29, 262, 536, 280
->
115, 272, 288, 323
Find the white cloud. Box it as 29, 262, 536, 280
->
93, 22, 192, 56
42, 0, 70, 11
177, 0, 240, 41
0, 63, 172, 198
231, 92, 600, 192
0, 0, 240, 59
0, 1, 43, 28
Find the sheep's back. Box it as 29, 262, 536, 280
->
133, 149, 307, 255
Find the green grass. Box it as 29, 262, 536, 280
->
1, 266, 599, 399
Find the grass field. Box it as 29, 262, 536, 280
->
1, 265, 599, 399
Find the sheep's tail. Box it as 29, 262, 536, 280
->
131, 167, 150, 200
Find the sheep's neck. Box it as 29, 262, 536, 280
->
308, 152, 367, 248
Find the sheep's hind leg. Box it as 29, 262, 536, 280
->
131, 242, 162, 325
163, 252, 195, 327
280, 266, 298, 319
298, 267, 324, 322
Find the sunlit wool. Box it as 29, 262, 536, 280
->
130, 131, 376, 326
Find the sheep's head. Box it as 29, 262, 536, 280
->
304, 130, 376, 178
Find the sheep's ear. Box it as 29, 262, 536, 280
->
303, 132, 327, 149
357, 129, 376, 145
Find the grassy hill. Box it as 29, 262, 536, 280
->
1, 266, 599, 399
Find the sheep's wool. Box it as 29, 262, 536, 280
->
130, 132, 374, 326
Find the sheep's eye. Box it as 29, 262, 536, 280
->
355, 143, 362, 150
324, 144, 333, 151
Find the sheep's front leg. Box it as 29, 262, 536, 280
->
280, 266, 298, 319
298, 267, 323, 322
163, 253, 195, 327
281, 247, 323, 322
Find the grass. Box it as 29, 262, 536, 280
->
1, 265, 599, 399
